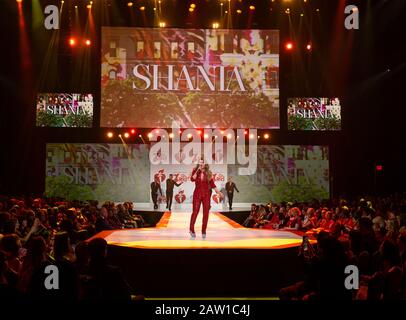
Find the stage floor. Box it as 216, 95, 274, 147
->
94, 211, 305, 249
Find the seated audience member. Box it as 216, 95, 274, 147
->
84, 238, 133, 300
95, 207, 114, 232
318, 210, 335, 232
28, 232, 79, 300
302, 208, 315, 230
18, 235, 48, 294
282, 207, 302, 231
364, 240, 402, 300
0, 251, 22, 299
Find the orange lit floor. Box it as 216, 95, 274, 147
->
94, 211, 305, 249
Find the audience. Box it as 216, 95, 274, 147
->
0, 196, 146, 300
1, 193, 406, 300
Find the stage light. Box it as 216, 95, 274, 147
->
190, 4, 196, 9
220, 130, 225, 135
140, 6, 145, 11
212, 22, 219, 29
155, 129, 160, 134
87, 4, 92, 9
225, 10, 228, 14
249, 5, 255, 11
118, 134, 122, 138
264, 133, 270, 139
236, 9, 242, 14
249, 133, 254, 139
285, 42, 293, 50
127, 2, 133, 7
316, 8, 320, 12
68, 38, 76, 47
178, 130, 182, 134
124, 132, 130, 138
227, 133, 232, 139
75, 5, 78, 9
130, 129, 136, 134
138, 134, 142, 138
306, 43, 312, 51
189, 7, 194, 12
300, 13, 304, 17
159, 22, 166, 28
285, 8, 290, 14
169, 133, 174, 139
187, 133, 192, 139
204, 133, 209, 139
16, 0, 23, 3
107, 132, 114, 138
85, 39, 91, 46
147, 132, 153, 138
197, 130, 202, 135
244, 130, 248, 135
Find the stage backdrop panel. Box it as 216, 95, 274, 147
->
101, 27, 279, 128
45, 144, 150, 202
36, 93, 94, 127
228, 145, 330, 203
45, 144, 329, 205
287, 98, 341, 131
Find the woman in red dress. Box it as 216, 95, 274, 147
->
189, 157, 222, 239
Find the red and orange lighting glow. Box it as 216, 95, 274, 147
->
285, 42, 294, 51
130, 129, 136, 134
68, 38, 76, 47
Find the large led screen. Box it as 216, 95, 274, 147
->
101, 27, 280, 128
287, 97, 341, 131
36, 93, 94, 127
45, 144, 329, 204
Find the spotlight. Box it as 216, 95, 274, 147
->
75, 5, 78, 9
249, 5, 255, 11
306, 43, 312, 51
147, 132, 153, 138
87, 4, 92, 9
85, 39, 91, 46
285, 8, 290, 14
189, 7, 194, 12
220, 130, 225, 135
204, 133, 209, 139
155, 129, 160, 134
187, 133, 192, 139
118, 134, 122, 138
127, 2, 133, 7
107, 132, 113, 138
16, 0, 23, 2
212, 22, 219, 29
249, 133, 254, 139
244, 130, 248, 135
227, 133, 232, 139
138, 134, 142, 138
236, 9, 242, 14
169, 133, 174, 139
124, 132, 130, 138
190, 4, 196, 9
68, 38, 76, 47
140, 6, 145, 11
197, 130, 202, 135
130, 129, 136, 134
285, 41, 293, 50
264, 133, 270, 139
159, 22, 166, 28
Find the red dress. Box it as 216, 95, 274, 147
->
189, 168, 216, 234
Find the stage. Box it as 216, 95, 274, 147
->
95, 211, 305, 249
91, 210, 309, 297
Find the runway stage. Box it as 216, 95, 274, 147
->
94, 211, 305, 249
91, 210, 309, 297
